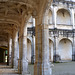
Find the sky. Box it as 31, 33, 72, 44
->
71, 0, 75, 2
65, 0, 75, 2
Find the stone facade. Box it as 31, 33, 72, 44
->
27, 0, 75, 62
0, 0, 75, 75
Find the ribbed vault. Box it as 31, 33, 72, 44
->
0, 0, 52, 44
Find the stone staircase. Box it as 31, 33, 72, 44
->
0, 65, 20, 75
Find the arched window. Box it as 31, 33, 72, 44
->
57, 9, 71, 25
58, 38, 72, 61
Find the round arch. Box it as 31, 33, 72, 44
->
58, 38, 72, 61
56, 7, 71, 16
56, 9, 71, 25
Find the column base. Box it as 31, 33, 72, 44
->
72, 55, 75, 61
11, 58, 14, 68
18, 59, 30, 75
53, 54, 61, 62
31, 55, 35, 64
14, 58, 18, 69
22, 60, 31, 75
18, 59, 22, 74
22, 72, 31, 75
34, 62, 52, 75
9, 56, 11, 66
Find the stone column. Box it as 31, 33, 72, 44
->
34, 24, 52, 75
53, 35, 56, 62
70, 7, 74, 29
18, 35, 23, 74
31, 18, 35, 64
14, 31, 19, 69
7, 36, 12, 65
9, 38, 12, 66
31, 35, 35, 64
72, 30, 75, 61
70, 7, 75, 61
7, 38, 9, 65
18, 26, 30, 75
11, 36, 15, 68
33, 18, 35, 27
52, 5, 57, 28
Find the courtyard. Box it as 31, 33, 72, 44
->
0, 62, 75, 75
28, 62, 75, 75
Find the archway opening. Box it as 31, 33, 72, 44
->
0, 46, 8, 65
49, 39, 53, 62
27, 38, 31, 63
58, 38, 72, 61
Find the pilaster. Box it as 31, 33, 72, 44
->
52, 5, 57, 28
72, 30, 75, 61
11, 29, 17, 68
70, 7, 74, 29
53, 36, 56, 62
53, 36, 59, 62
31, 18, 35, 64
31, 35, 35, 64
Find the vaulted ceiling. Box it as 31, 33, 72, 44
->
0, 0, 52, 44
